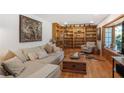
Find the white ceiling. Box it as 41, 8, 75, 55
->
35, 14, 109, 25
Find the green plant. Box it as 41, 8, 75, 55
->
116, 34, 122, 51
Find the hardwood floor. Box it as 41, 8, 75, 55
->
61, 48, 120, 78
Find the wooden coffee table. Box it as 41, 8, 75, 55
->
62, 53, 87, 74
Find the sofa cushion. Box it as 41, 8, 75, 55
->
39, 44, 45, 50
2, 57, 25, 77
35, 52, 62, 65
13, 49, 27, 62
0, 50, 16, 61
44, 44, 53, 53
53, 46, 61, 52
22, 47, 41, 61
17, 61, 45, 78
37, 49, 48, 59
17, 61, 60, 78
26, 64, 60, 78
49, 51, 64, 62
0, 61, 10, 76
28, 52, 38, 61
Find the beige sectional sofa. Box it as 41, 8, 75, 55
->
0, 44, 64, 78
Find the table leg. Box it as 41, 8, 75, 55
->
112, 58, 114, 78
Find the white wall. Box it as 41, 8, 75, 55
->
97, 14, 122, 50
0, 14, 52, 54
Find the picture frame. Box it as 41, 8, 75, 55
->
19, 15, 42, 42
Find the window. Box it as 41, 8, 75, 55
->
105, 28, 112, 48
115, 24, 122, 52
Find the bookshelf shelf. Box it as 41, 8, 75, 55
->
52, 23, 97, 48
52, 23, 65, 48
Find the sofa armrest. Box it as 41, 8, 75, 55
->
60, 48, 63, 51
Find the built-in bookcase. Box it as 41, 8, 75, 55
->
52, 23, 97, 48
52, 23, 65, 48
85, 25, 97, 42
64, 25, 73, 48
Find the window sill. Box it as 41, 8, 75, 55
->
104, 47, 119, 55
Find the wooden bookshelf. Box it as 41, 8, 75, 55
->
52, 23, 65, 48
73, 25, 85, 48
85, 25, 97, 42
64, 25, 74, 48
52, 23, 97, 48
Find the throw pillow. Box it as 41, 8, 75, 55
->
13, 49, 27, 62
37, 49, 48, 59
53, 46, 61, 52
22, 47, 41, 61
0, 66, 5, 75
0, 61, 10, 76
44, 44, 53, 53
2, 57, 25, 77
0, 50, 16, 61
28, 52, 38, 61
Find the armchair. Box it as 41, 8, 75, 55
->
81, 42, 96, 54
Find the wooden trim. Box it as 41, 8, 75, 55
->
102, 15, 124, 51
102, 27, 115, 49
112, 27, 115, 48
101, 27, 105, 56
97, 28, 101, 40
104, 48, 118, 55
102, 27, 105, 48
103, 14, 124, 27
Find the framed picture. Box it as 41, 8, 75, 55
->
19, 15, 42, 42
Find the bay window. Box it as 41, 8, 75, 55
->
115, 24, 122, 52
105, 28, 112, 48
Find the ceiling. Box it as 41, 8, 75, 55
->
35, 14, 109, 25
